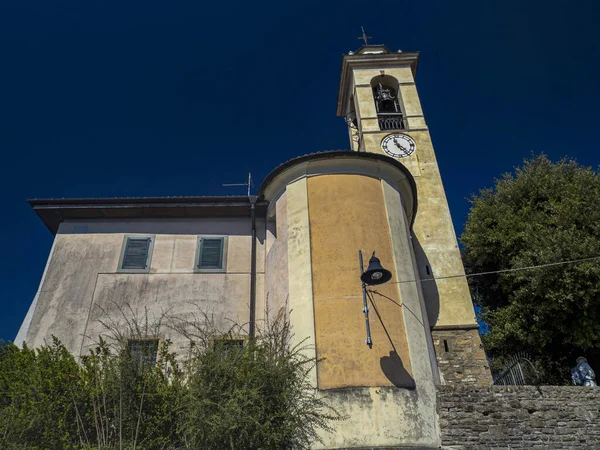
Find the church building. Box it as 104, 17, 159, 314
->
16, 44, 491, 449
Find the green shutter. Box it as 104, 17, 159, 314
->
199, 238, 224, 269
128, 339, 158, 367
122, 238, 151, 269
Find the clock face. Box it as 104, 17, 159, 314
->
381, 134, 416, 158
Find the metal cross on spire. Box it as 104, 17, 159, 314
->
358, 26, 372, 46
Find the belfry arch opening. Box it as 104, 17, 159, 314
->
371, 75, 405, 131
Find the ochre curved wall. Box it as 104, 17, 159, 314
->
307, 174, 413, 389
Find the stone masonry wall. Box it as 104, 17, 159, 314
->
438, 385, 600, 449
432, 328, 492, 385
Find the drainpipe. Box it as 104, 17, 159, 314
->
249, 195, 258, 339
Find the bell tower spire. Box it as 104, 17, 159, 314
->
337, 45, 421, 161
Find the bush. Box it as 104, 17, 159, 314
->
177, 311, 338, 449
0, 309, 340, 449
0, 338, 81, 449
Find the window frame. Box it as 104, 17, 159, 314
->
127, 337, 160, 368
118, 234, 155, 274
212, 336, 246, 357
194, 236, 228, 273
370, 75, 408, 131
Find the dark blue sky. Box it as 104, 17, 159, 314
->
1, 1, 599, 341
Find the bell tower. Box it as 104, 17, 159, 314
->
338, 45, 491, 385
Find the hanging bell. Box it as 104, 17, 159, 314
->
361, 252, 392, 285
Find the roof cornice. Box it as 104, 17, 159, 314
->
29, 196, 268, 235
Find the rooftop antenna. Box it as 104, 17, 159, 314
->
358, 26, 372, 46
223, 172, 254, 196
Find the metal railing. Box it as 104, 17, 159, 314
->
493, 357, 540, 385
378, 114, 405, 131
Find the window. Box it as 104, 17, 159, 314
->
213, 338, 244, 357
373, 83, 401, 114
371, 75, 405, 131
128, 339, 159, 367
195, 237, 227, 272
119, 235, 154, 273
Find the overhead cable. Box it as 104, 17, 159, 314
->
389, 255, 600, 285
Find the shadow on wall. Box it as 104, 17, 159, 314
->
412, 235, 440, 328
367, 290, 416, 389
380, 351, 416, 389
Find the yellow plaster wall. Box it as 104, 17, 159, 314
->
398, 83, 424, 117
348, 63, 479, 330
408, 130, 478, 328
307, 174, 412, 389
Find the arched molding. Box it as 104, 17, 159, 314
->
370, 74, 400, 89
259, 151, 417, 225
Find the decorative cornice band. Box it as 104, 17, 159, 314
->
431, 324, 480, 331
361, 127, 429, 135
355, 81, 416, 88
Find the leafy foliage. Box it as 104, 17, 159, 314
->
0, 338, 80, 449
176, 310, 339, 449
0, 309, 340, 449
77, 338, 183, 449
461, 154, 600, 383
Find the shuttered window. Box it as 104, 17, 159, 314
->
213, 339, 244, 357
198, 237, 225, 270
128, 339, 159, 368
120, 236, 153, 271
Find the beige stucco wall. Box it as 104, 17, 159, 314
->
317, 386, 439, 449
382, 180, 440, 384
285, 179, 318, 386
264, 192, 289, 326
17, 218, 264, 357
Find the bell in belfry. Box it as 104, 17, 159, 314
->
376, 83, 395, 102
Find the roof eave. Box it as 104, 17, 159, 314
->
29, 196, 268, 235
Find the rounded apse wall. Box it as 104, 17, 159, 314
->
306, 173, 413, 389
260, 152, 440, 448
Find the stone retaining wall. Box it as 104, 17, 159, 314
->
438, 385, 600, 449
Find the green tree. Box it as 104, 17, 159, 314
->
461, 154, 600, 383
